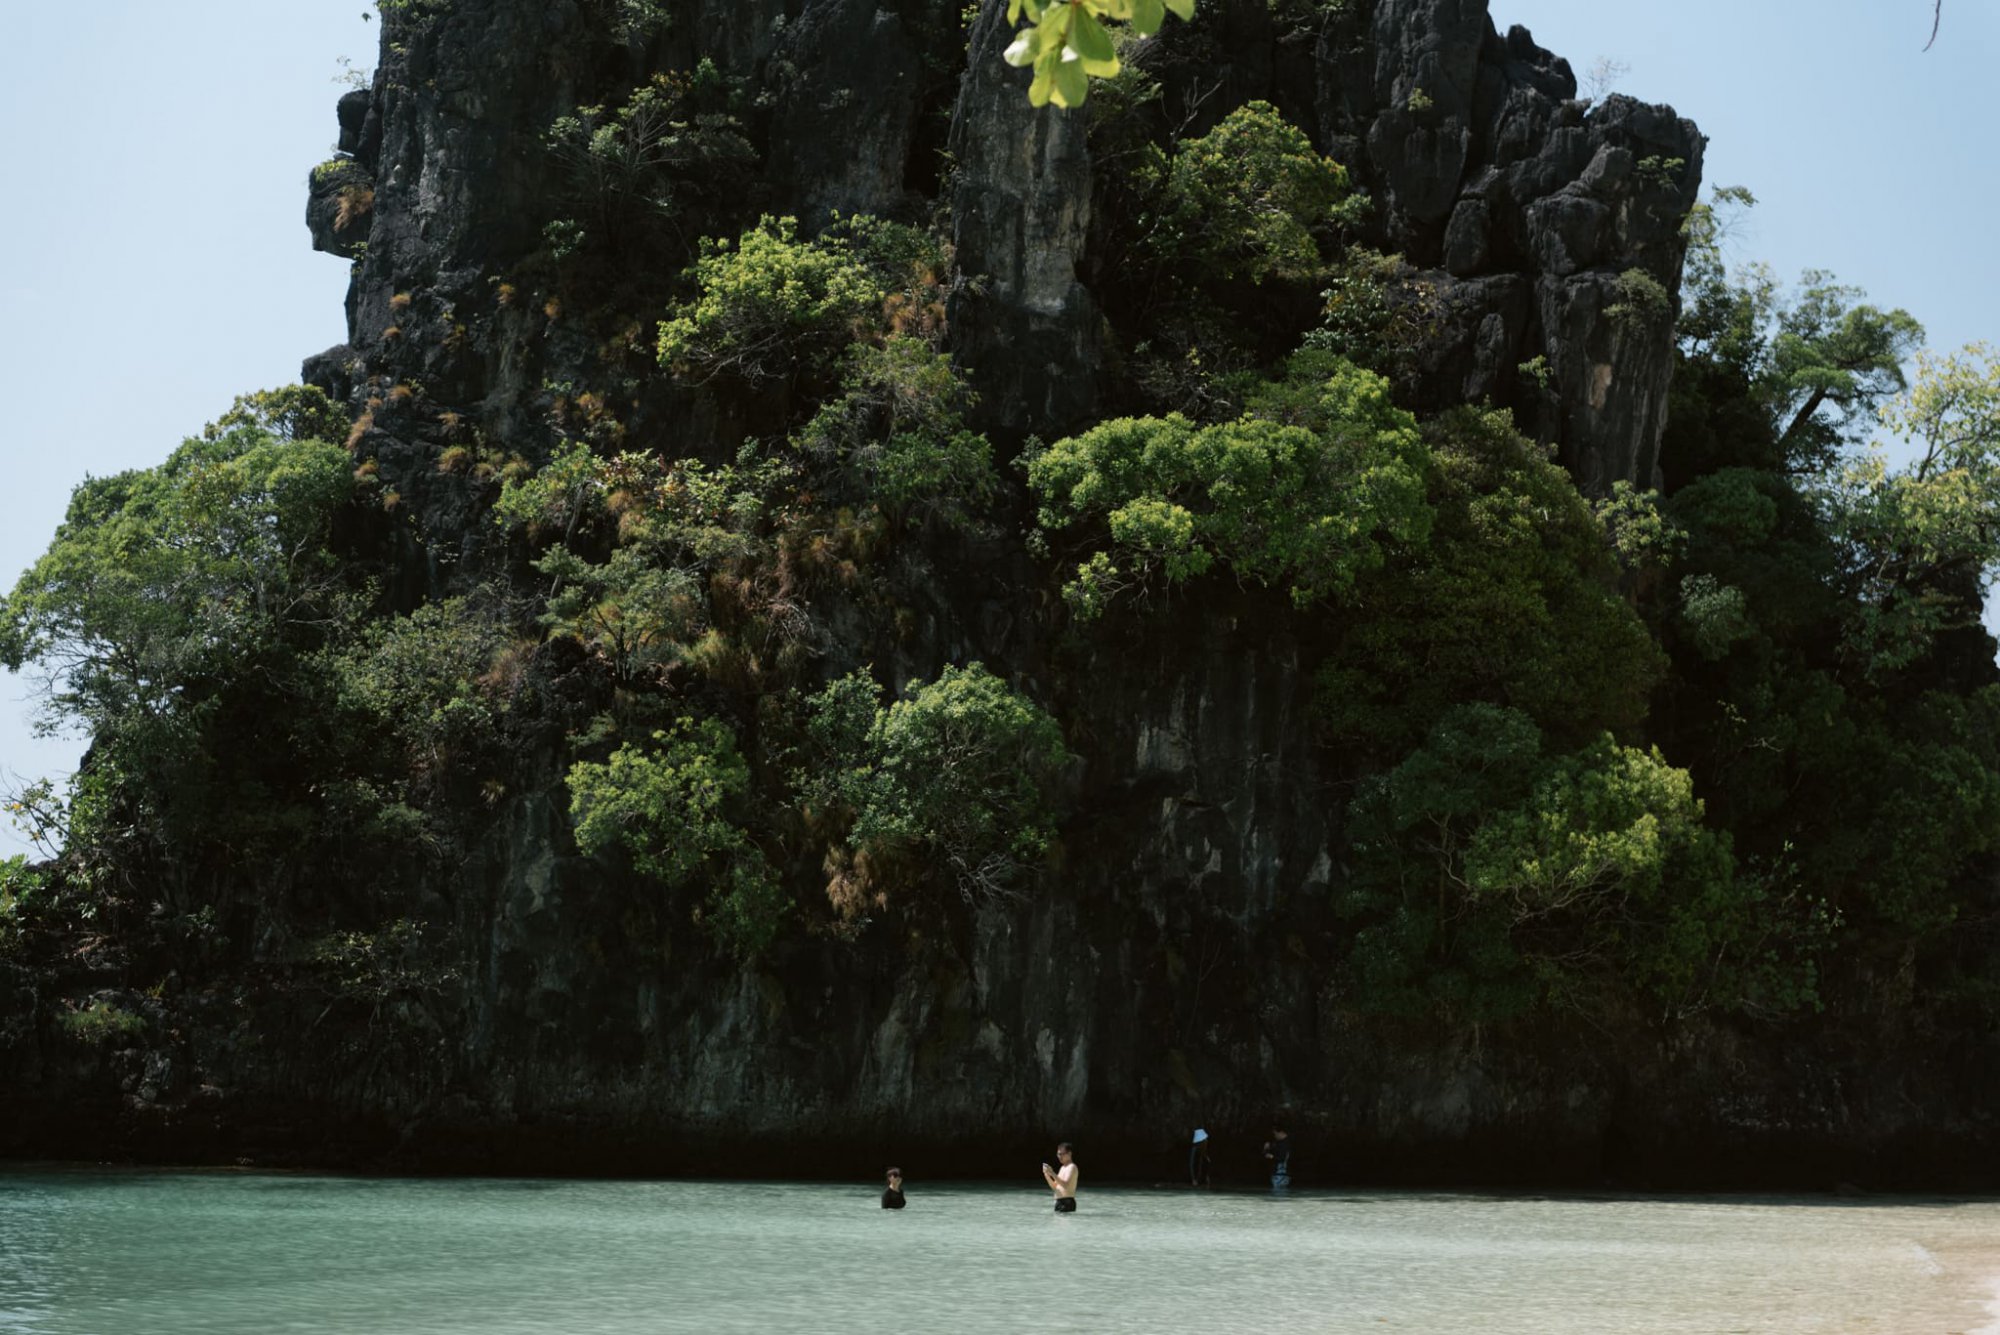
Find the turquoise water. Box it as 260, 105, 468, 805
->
2, 1170, 1996, 1333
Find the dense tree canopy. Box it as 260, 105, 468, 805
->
1027, 351, 1431, 616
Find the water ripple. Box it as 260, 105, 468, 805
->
1, 1172, 1995, 1333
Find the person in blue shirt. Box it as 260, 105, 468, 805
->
1189, 1128, 1212, 1187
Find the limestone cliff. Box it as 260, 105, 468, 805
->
7, 0, 1996, 1189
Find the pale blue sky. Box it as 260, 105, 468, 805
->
1504, 0, 1999, 359
2, 1, 1994, 856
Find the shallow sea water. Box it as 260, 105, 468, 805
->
1, 1169, 1996, 1333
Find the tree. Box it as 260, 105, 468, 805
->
1027, 351, 1431, 617
1669, 190, 1924, 486
655, 215, 946, 392
1100, 101, 1363, 410
800, 664, 1072, 903
568, 717, 788, 958
1582, 56, 1629, 101
1767, 271, 1924, 472
1314, 407, 1662, 757
1138, 101, 1353, 287
657, 216, 884, 386
0, 415, 358, 890
203, 384, 350, 446
1339, 705, 1795, 1019
1, 426, 354, 744
793, 337, 998, 527
1820, 342, 2000, 674
329, 592, 512, 778
1650, 246, 2000, 963
495, 441, 795, 683
570, 717, 753, 886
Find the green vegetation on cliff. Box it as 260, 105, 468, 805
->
0, 393, 361, 905
1641, 192, 2000, 1005
6, 53, 2000, 1173
656, 215, 949, 394
1027, 352, 1429, 616
569, 716, 786, 958
800, 664, 1071, 906
1339, 702, 1785, 1021
1313, 406, 1663, 758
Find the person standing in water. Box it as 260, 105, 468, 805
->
1041, 1143, 1079, 1212
1263, 1126, 1292, 1191
881, 1167, 906, 1209
1189, 1129, 1212, 1187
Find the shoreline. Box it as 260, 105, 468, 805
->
9, 1158, 2000, 1208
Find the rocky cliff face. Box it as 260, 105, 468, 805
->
306, 0, 1699, 489
10, 0, 1996, 1188
1338, 5, 1702, 492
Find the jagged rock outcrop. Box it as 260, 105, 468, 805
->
1314, 2, 1703, 491
305, 0, 1698, 495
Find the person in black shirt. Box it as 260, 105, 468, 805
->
881, 1167, 907, 1209
1263, 1126, 1292, 1190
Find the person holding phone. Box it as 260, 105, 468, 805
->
1041, 1142, 1079, 1212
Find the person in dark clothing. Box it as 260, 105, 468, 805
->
1263, 1126, 1292, 1190
881, 1167, 906, 1209
1189, 1128, 1213, 1187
